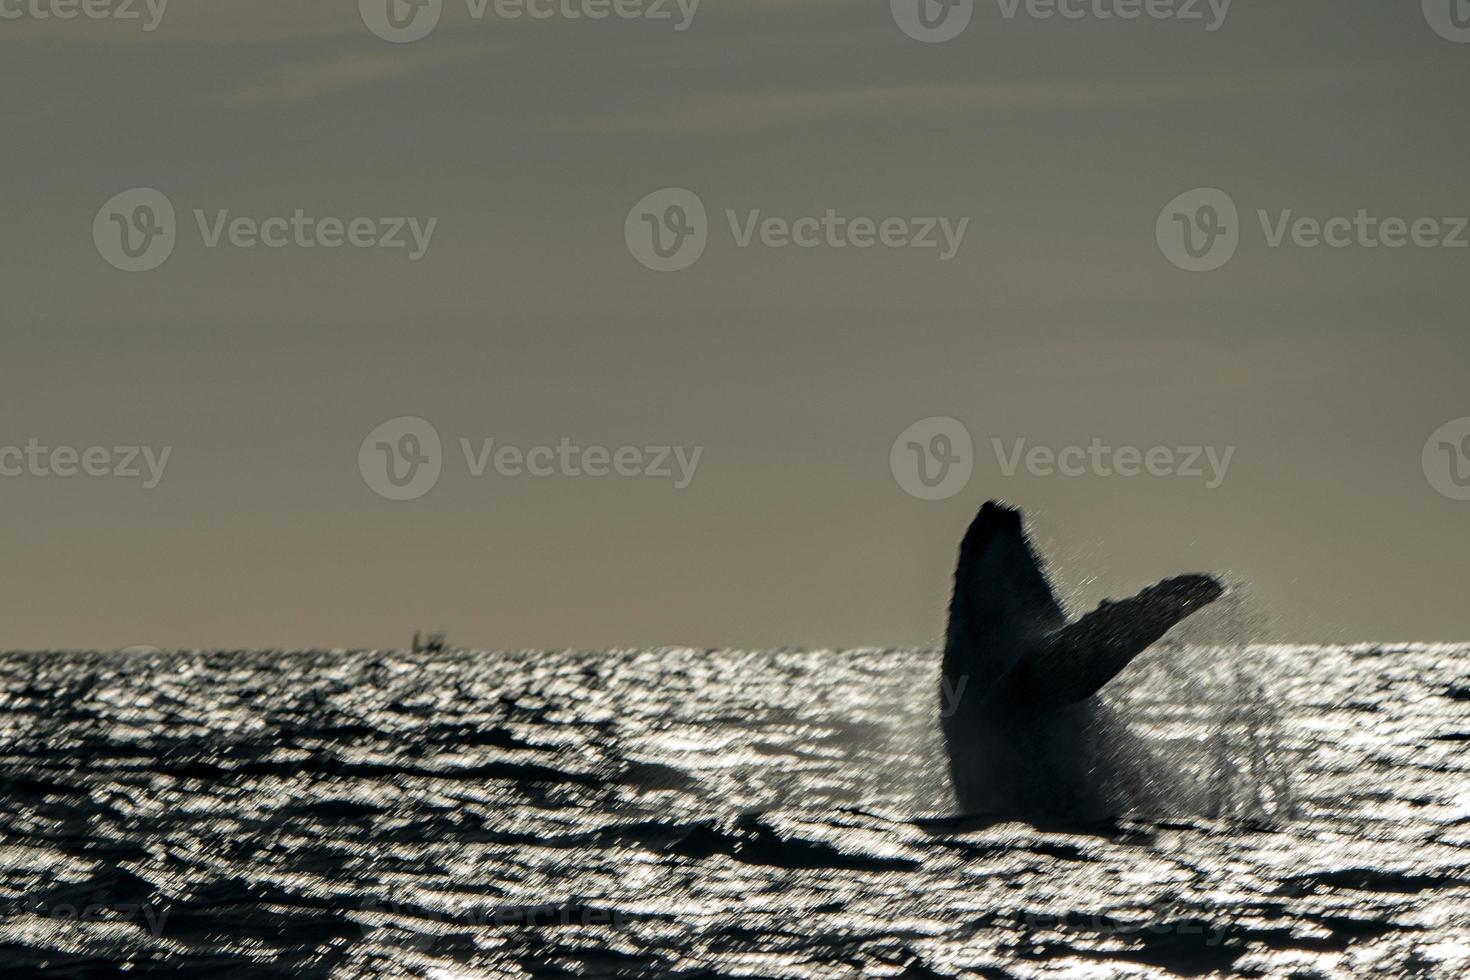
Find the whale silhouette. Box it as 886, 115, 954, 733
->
940, 501, 1224, 819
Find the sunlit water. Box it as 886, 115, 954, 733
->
1, 645, 1467, 977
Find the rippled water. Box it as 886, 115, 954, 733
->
1, 645, 1467, 978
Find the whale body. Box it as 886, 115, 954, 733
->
940, 501, 1223, 819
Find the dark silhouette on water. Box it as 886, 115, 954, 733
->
941, 501, 1223, 819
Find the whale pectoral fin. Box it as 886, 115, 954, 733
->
996, 574, 1225, 713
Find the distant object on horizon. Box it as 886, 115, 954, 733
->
413, 631, 449, 655
941, 501, 1224, 818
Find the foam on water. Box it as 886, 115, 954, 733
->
1094, 642, 1298, 821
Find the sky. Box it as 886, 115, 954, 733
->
2, 0, 1468, 651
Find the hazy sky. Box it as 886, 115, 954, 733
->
3, 1, 1467, 650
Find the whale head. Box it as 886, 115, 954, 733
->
943, 501, 1065, 691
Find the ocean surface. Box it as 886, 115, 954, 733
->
1, 644, 1467, 978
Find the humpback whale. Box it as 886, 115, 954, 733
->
941, 501, 1224, 818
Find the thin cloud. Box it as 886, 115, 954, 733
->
223, 50, 459, 106
0, 1, 358, 44
565, 66, 1399, 133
